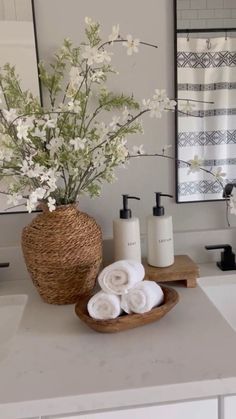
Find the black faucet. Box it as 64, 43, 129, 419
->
223, 183, 236, 198
0, 263, 9, 268
205, 245, 236, 271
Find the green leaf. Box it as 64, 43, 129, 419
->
99, 90, 140, 111
85, 22, 101, 47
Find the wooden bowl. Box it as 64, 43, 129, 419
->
75, 286, 179, 333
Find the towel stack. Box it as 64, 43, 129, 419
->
87, 260, 164, 320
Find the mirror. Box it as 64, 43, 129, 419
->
0, 0, 41, 213
175, 0, 236, 202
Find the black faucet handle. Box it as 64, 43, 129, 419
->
0, 262, 9, 268
205, 244, 232, 251
205, 244, 236, 271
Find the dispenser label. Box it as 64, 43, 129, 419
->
158, 238, 172, 243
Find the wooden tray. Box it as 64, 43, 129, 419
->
75, 286, 179, 333
143, 255, 199, 288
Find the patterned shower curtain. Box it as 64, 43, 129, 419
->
177, 36, 236, 202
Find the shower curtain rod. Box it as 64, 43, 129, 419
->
177, 28, 236, 33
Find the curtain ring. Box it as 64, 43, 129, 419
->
225, 30, 228, 40
187, 31, 190, 42
206, 38, 211, 50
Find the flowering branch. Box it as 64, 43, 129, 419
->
0, 17, 221, 213
129, 151, 225, 189
98, 38, 158, 51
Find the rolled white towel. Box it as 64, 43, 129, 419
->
87, 291, 122, 320
121, 281, 164, 314
98, 260, 145, 295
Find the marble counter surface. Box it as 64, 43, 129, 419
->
1, 266, 236, 418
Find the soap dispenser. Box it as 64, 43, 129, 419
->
113, 194, 141, 262
147, 192, 174, 267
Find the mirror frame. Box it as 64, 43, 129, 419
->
173, 0, 226, 204
31, 0, 43, 106
0, 0, 42, 215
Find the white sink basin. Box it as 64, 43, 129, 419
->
0, 294, 28, 360
199, 274, 236, 332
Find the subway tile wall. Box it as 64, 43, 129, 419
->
177, 0, 236, 29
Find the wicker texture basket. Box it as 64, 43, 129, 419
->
21, 204, 102, 305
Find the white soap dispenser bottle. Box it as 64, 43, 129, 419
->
113, 194, 141, 262
147, 192, 174, 267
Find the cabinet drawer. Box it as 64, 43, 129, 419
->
224, 395, 236, 419
46, 398, 218, 419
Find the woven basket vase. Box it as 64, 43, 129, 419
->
21, 204, 102, 305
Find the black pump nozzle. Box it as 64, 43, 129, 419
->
120, 194, 140, 219
153, 192, 173, 216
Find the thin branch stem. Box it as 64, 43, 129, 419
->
176, 98, 214, 104
98, 38, 158, 50
129, 153, 224, 189
177, 109, 203, 118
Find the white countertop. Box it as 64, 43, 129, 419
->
1, 265, 236, 418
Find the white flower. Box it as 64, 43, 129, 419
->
116, 142, 129, 161
82, 46, 101, 66
109, 116, 120, 130
188, 155, 203, 174
97, 50, 113, 64
40, 169, 58, 191
90, 70, 104, 83
85, 16, 95, 25
20, 160, 32, 176
123, 35, 140, 56
26, 188, 47, 213
16, 120, 30, 141
40, 168, 54, 183
30, 163, 45, 178
164, 99, 177, 111
2, 108, 18, 123
30, 187, 47, 203
46, 137, 64, 156
153, 89, 167, 102
149, 101, 165, 118
36, 187, 47, 200
26, 199, 36, 213
7, 193, 23, 206
108, 24, 120, 44
142, 98, 151, 110
131, 145, 145, 155
44, 116, 57, 129
31, 127, 46, 140
180, 100, 195, 114
69, 66, 83, 89
47, 197, 56, 212
213, 167, 226, 182
20, 160, 42, 179
70, 137, 86, 151
122, 106, 130, 122
68, 100, 81, 113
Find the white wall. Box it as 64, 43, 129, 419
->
0, 0, 32, 21
0, 21, 40, 97
0, 0, 231, 252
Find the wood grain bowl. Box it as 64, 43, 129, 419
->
75, 286, 179, 333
